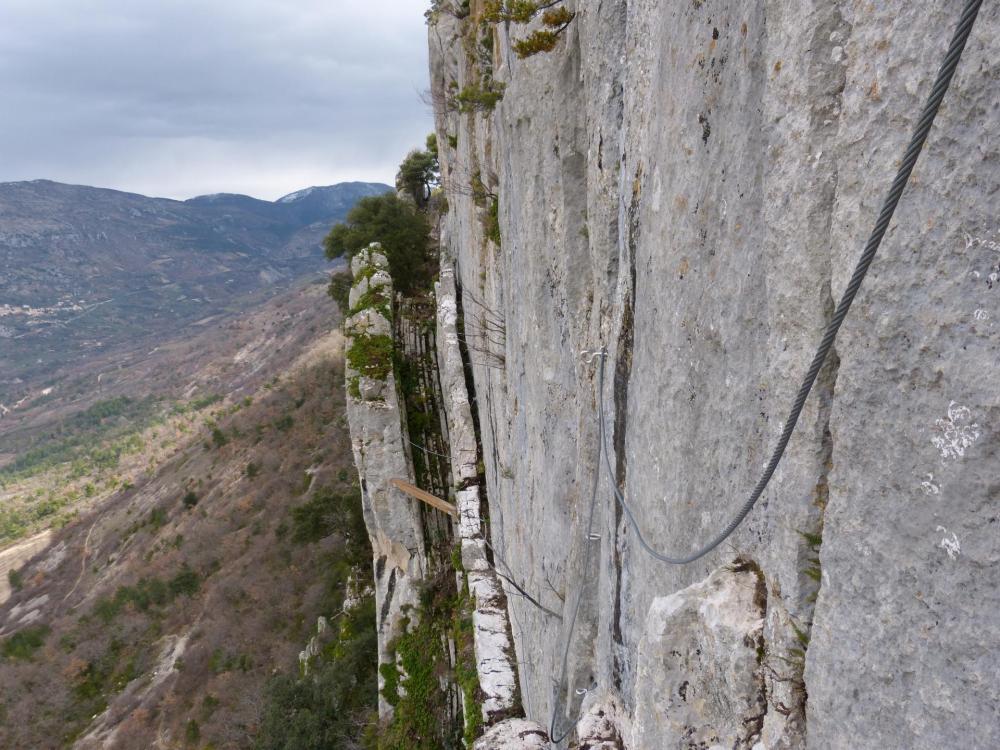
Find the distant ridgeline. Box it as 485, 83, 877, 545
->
0, 179, 390, 402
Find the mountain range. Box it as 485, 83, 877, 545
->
0, 179, 389, 404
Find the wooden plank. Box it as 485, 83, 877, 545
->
389, 478, 457, 517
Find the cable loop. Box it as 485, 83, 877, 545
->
547, 0, 982, 740
579, 348, 608, 363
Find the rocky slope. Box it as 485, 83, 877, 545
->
0, 285, 369, 748
427, 2, 999, 748
0, 179, 389, 404
0, 277, 341, 547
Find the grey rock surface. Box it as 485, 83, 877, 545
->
473, 719, 551, 750
430, 1, 999, 747
630, 566, 767, 749
344, 244, 427, 718
576, 698, 627, 750
437, 265, 520, 723
469, 569, 520, 721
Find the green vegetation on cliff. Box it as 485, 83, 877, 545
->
377, 571, 470, 750
396, 136, 439, 209
257, 599, 378, 750
324, 193, 432, 294
483, 1, 575, 58
256, 488, 377, 750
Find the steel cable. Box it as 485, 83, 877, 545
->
548, 363, 605, 744
405, 436, 455, 460
546, 0, 982, 740
603, 0, 982, 566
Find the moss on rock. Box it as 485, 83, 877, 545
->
346, 334, 394, 381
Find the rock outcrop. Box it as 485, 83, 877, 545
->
630, 565, 767, 749
344, 244, 427, 717
429, 2, 999, 748
474, 719, 551, 750
346, 241, 525, 738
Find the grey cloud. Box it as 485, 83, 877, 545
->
0, 0, 433, 199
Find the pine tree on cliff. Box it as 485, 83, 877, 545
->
483, 1, 575, 57
395, 136, 439, 209
324, 193, 431, 295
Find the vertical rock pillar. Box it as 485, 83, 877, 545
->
344, 243, 427, 718
437, 264, 522, 728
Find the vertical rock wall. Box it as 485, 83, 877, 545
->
429, 2, 1000, 747
437, 265, 521, 726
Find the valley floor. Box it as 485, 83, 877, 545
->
0, 280, 374, 749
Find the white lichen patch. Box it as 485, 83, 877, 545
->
963, 230, 1000, 254
920, 473, 940, 496
935, 526, 961, 560
930, 401, 981, 460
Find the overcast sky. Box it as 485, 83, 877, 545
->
0, 0, 433, 200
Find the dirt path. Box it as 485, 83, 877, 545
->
65, 521, 97, 607
0, 530, 52, 605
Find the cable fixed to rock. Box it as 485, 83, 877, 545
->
599, 0, 983, 567
548, 369, 605, 745
404, 436, 455, 461
547, 0, 983, 741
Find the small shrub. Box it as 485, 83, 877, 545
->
148, 507, 168, 530
182, 491, 199, 509
208, 649, 253, 675
425, 0, 470, 24
93, 566, 203, 623
7, 567, 23, 592
347, 376, 362, 400
185, 718, 200, 744
327, 271, 352, 314
202, 694, 220, 718
169, 566, 201, 598
210, 426, 229, 448
191, 393, 223, 410
454, 80, 505, 113
348, 287, 391, 320
245, 462, 260, 478
288, 489, 368, 567
256, 599, 378, 750
1, 625, 50, 660
484, 1, 576, 58
378, 578, 462, 748
485, 197, 501, 245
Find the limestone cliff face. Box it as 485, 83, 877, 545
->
429, 2, 999, 748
